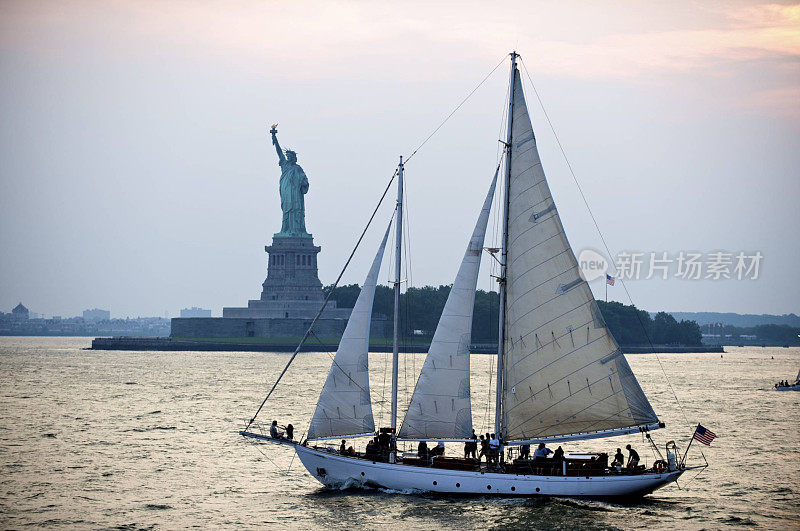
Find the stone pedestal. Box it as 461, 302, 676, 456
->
221, 234, 350, 320
262, 235, 323, 304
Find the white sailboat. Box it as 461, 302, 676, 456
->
241, 52, 703, 497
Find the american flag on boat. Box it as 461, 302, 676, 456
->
693, 424, 717, 446
606, 274, 615, 286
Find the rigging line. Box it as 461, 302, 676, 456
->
404, 55, 507, 164
518, 57, 691, 427
400, 184, 408, 411
245, 169, 398, 429
378, 217, 398, 426
401, 176, 415, 409
285, 428, 308, 475
244, 437, 286, 473
487, 88, 508, 292
494, 75, 511, 178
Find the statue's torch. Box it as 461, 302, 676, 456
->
270, 124, 278, 146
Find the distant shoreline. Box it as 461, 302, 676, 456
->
86, 336, 725, 354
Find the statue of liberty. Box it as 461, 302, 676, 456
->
270, 125, 310, 237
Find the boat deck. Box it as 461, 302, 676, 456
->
314, 445, 656, 477
240, 430, 669, 478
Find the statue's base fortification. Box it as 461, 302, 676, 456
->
170, 234, 379, 340
222, 234, 350, 320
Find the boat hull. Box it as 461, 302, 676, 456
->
295, 445, 683, 498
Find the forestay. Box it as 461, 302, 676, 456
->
398, 171, 498, 440
501, 70, 659, 442
307, 222, 391, 440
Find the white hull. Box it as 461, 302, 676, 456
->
294, 445, 684, 498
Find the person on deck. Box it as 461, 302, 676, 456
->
612, 448, 625, 470
270, 420, 283, 439
533, 443, 552, 461
533, 443, 552, 474
365, 438, 380, 460
417, 440, 429, 459
378, 431, 391, 459
285, 424, 294, 441
478, 435, 488, 463
626, 444, 640, 470
552, 446, 565, 474
339, 440, 355, 456
488, 434, 500, 467
519, 444, 530, 460
464, 429, 478, 459
430, 441, 445, 458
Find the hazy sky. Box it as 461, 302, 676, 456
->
1, 0, 799, 318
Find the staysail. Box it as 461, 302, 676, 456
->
398, 171, 498, 440
501, 69, 660, 443
307, 222, 391, 440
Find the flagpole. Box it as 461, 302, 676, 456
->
681, 423, 700, 467
605, 280, 608, 303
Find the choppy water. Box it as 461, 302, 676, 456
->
0, 338, 798, 529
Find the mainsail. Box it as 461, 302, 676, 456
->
307, 223, 391, 440
501, 69, 659, 443
398, 171, 498, 440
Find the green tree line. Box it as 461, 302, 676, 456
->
324, 284, 702, 346
701, 323, 800, 344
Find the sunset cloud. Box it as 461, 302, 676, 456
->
4, 1, 798, 78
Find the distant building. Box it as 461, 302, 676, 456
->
11, 303, 29, 321
83, 308, 111, 322
180, 307, 212, 318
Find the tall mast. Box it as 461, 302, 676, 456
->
391, 156, 404, 435
495, 51, 518, 440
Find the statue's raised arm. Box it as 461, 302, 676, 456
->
270, 124, 285, 164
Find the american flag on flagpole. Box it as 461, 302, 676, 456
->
606, 274, 615, 286
693, 424, 717, 446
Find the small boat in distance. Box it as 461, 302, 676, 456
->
774, 369, 800, 391
241, 52, 707, 498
